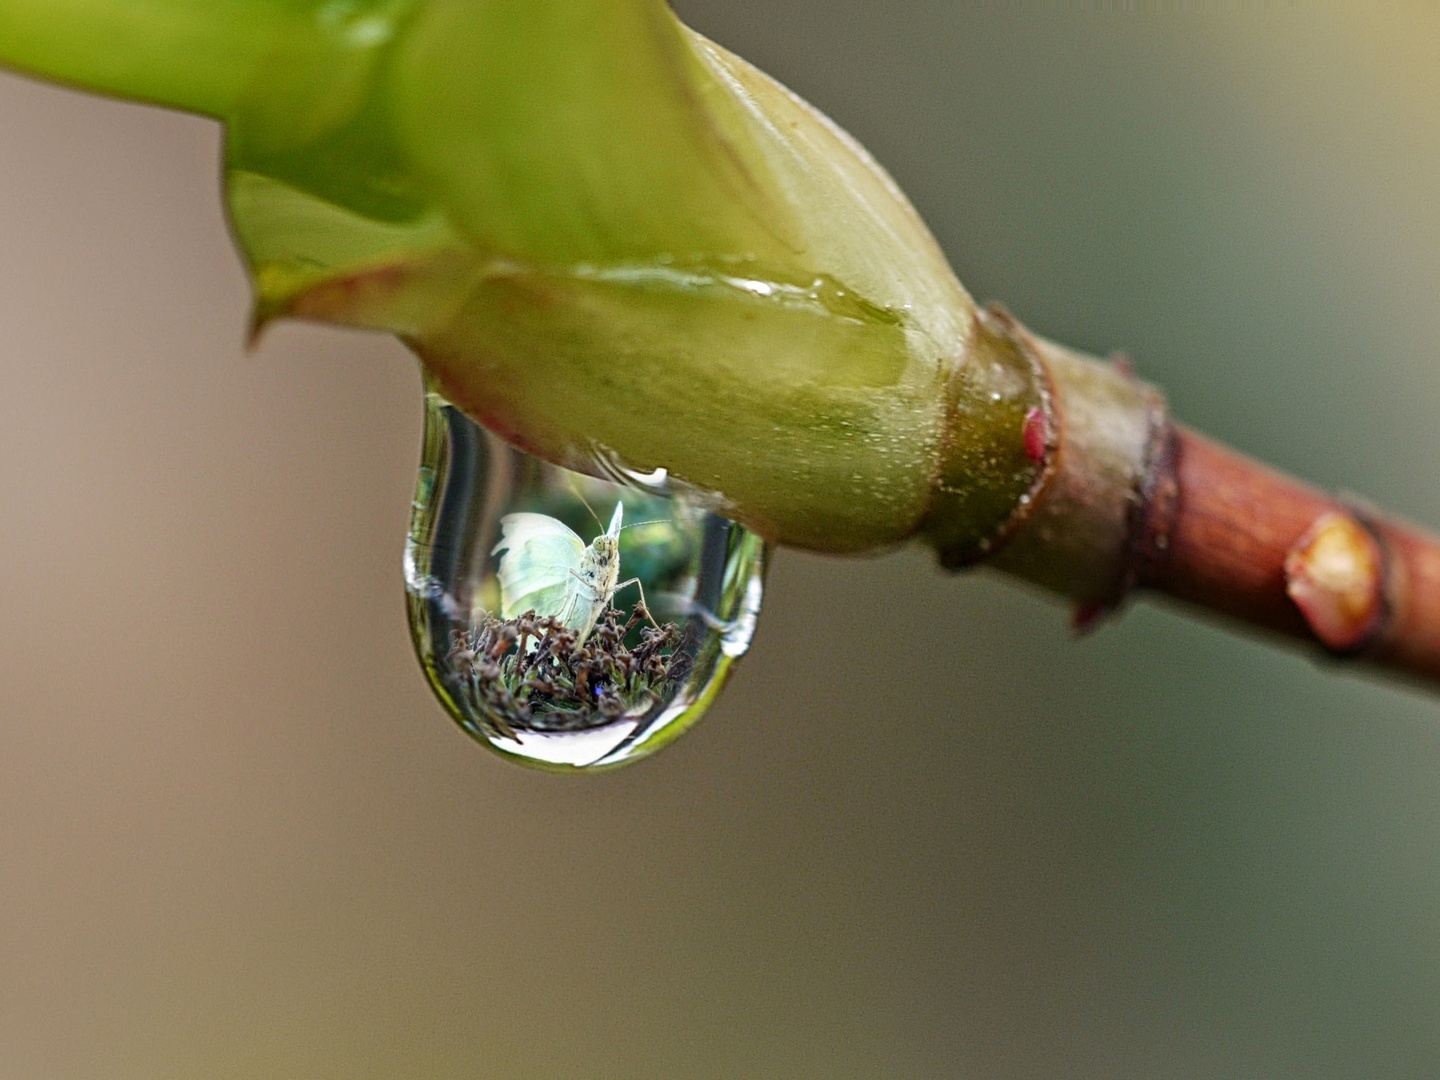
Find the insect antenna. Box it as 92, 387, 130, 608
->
565, 477, 609, 534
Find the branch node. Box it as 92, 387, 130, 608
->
1284, 510, 1390, 655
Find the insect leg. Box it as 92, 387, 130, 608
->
566, 567, 601, 600
612, 577, 662, 631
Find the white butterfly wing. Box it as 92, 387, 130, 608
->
491, 513, 587, 621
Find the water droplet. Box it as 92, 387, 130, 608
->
405, 392, 767, 770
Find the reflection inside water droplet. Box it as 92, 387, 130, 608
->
405, 391, 766, 770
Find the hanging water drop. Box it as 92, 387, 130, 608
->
405, 391, 767, 770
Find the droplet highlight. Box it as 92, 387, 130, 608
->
405, 392, 766, 769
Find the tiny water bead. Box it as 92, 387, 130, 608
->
405, 392, 767, 770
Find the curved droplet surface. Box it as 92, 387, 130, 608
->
405, 391, 766, 770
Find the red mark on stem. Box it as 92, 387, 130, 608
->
1072, 600, 1107, 636
1023, 406, 1050, 465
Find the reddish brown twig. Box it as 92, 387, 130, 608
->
940, 312, 1440, 688
1135, 427, 1440, 683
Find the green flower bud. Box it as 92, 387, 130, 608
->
0, 0, 1046, 554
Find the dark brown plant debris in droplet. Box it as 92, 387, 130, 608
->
446, 607, 692, 736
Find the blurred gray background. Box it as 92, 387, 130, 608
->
4, 3, 1440, 1076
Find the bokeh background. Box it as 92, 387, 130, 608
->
3, 3, 1440, 1076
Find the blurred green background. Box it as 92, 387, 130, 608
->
3, 3, 1440, 1076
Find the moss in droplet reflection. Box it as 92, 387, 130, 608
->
447, 607, 692, 737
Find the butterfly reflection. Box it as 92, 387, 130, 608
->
447, 501, 692, 737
